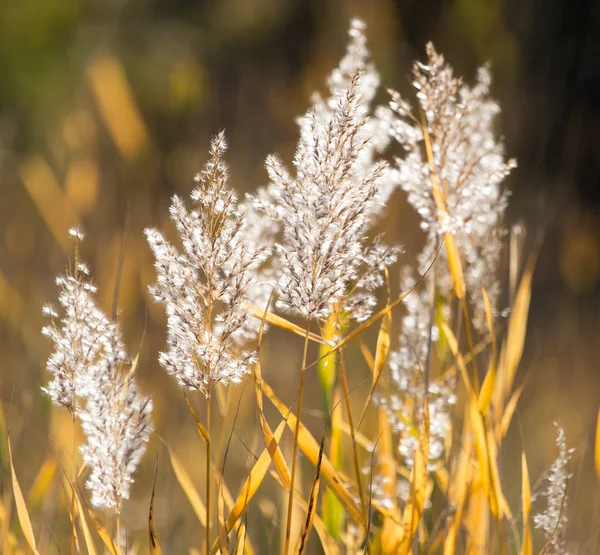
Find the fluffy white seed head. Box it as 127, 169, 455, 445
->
146, 132, 268, 396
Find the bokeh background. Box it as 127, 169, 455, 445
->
1, 0, 599, 552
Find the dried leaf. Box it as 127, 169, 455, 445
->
8, 433, 40, 555
244, 304, 325, 344
262, 381, 365, 525
521, 451, 532, 555
165, 443, 206, 526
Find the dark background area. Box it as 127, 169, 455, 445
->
1, 0, 599, 550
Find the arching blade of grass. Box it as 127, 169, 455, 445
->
356, 305, 392, 431
27, 458, 57, 510
478, 287, 497, 415
494, 250, 537, 414
163, 442, 206, 526
210, 419, 288, 555
244, 303, 326, 344
8, 432, 40, 555
261, 380, 364, 525
254, 360, 291, 489
60, 475, 98, 555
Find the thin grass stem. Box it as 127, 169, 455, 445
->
283, 317, 311, 555
339, 350, 367, 519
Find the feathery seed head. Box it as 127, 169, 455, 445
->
146, 132, 267, 396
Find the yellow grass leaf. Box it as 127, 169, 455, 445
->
494, 254, 535, 414
63, 476, 98, 555
444, 234, 466, 299
217, 478, 230, 555
183, 394, 210, 443
478, 288, 497, 415
27, 458, 57, 508
497, 383, 525, 442
441, 322, 476, 401
86, 508, 119, 555
521, 451, 532, 555
470, 403, 491, 503
443, 419, 473, 555
8, 433, 40, 555
596, 408, 600, 480
398, 398, 430, 554
262, 381, 365, 525
210, 419, 287, 554
254, 360, 291, 489
373, 308, 392, 385
243, 303, 325, 344
165, 443, 206, 526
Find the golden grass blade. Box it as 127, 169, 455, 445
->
521, 451, 532, 555
217, 484, 230, 555
596, 408, 600, 480
293, 435, 325, 555
359, 338, 375, 370
497, 383, 526, 442
64, 478, 98, 555
356, 308, 392, 431
262, 381, 365, 525
209, 419, 287, 555
164, 443, 206, 526
398, 397, 430, 554
84, 506, 118, 555
254, 360, 291, 489
478, 288, 497, 415
443, 418, 473, 555
372, 307, 392, 386
485, 426, 509, 520
441, 322, 476, 401
310, 248, 441, 371
494, 253, 536, 413
444, 234, 466, 299
469, 403, 491, 504
27, 458, 58, 508
379, 408, 404, 555
183, 394, 210, 443
149, 459, 162, 555
243, 303, 325, 344
7, 433, 40, 555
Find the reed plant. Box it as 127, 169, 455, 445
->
4, 18, 599, 555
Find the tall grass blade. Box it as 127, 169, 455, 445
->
164, 443, 206, 526
521, 451, 532, 555
8, 432, 40, 555
262, 381, 365, 525
398, 396, 430, 553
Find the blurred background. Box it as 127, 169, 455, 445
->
1, 0, 599, 551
